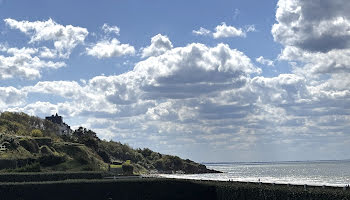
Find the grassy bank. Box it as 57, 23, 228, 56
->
0, 178, 349, 200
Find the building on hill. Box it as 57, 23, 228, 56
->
45, 113, 72, 135
46, 113, 63, 124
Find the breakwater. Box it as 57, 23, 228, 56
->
0, 178, 349, 200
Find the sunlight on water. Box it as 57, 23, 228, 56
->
159, 160, 350, 187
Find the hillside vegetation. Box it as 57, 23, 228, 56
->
0, 112, 219, 174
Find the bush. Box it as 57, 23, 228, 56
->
31, 129, 43, 137
39, 154, 66, 167
122, 163, 133, 175
19, 139, 39, 153
33, 137, 52, 146
40, 145, 53, 155
97, 150, 110, 163
12, 162, 41, 172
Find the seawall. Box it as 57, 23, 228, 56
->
0, 178, 349, 200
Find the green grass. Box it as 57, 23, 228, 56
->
110, 164, 122, 168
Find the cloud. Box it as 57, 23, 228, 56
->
0, 45, 66, 80
4, 9, 350, 161
268, 1, 350, 159
213, 22, 246, 38
38, 47, 56, 59
102, 23, 120, 35
7, 37, 350, 161
194, 23, 255, 39
273, 0, 350, 90
86, 38, 135, 58
192, 27, 211, 36
245, 25, 256, 33
256, 56, 274, 66
24, 81, 84, 99
251, 74, 309, 105
279, 46, 350, 75
0, 86, 26, 108
272, 0, 350, 53
135, 43, 259, 99
20, 42, 259, 118
86, 23, 135, 59
233, 8, 240, 19
141, 34, 173, 58
4, 18, 88, 58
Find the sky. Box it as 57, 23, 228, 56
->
0, 0, 350, 162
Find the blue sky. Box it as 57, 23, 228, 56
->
1, 0, 350, 162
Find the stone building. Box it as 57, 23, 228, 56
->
45, 113, 72, 135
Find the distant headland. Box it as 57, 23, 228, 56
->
0, 111, 220, 174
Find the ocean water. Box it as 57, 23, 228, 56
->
158, 160, 350, 187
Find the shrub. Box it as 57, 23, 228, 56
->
12, 162, 41, 172
31, 129, 43, 137
122, 163, 133, 175
19, 139, 39, 153
97, 150, 110, 163
39, 154, 66, 167
33, 137, 52, 146
40, 145, 53, 155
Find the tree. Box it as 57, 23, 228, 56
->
31, 129, 43, 137
73, 127, 99, 150
122, 162, 133, 175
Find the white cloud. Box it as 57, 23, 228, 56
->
9, 101, 59, 117
0, 46, 66, 80
38, 47, 56, 59
194, 23, 255, 39
256, 56, 274, 66
213, 22, 246, 38
24, 81, 84, 99
102, 23, 120, 35
251, 74, 309, 105
20, 42, 259, 120
266, 1, 350, 158
273, 0, 350, 92
245, 25, 256, 33
0, 86, 26, 108
233, 8, 240, 19
192, 27, 211, 36
86, 38, 135, 59
4, 18, 88, 58
4, 8, 350, 161
141, 34, 173, 58
133, 43, 259, 100
272, 0, 350, 53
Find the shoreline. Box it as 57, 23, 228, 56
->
150, 173, 350, 188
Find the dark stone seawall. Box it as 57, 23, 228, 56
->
0, 178, 349, 200
214, 181, 350, 200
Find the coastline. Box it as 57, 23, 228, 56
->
156, 173, 350, 188
150, 173, 350, 188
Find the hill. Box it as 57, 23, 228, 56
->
0, 112, 220, 174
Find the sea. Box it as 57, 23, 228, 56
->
158, 160, 350, 187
